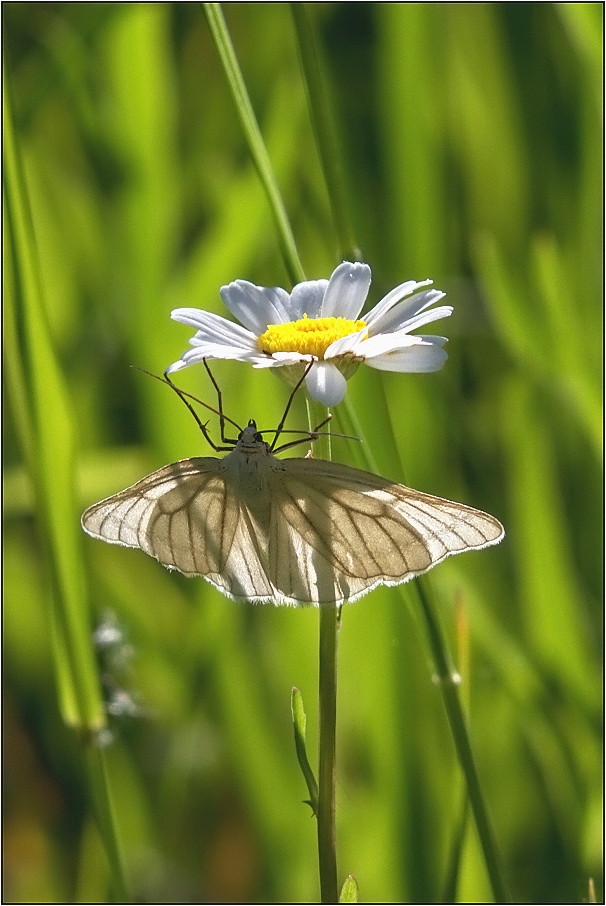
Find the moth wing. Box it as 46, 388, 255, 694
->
82, 457, 278, 601
82, 452, 504, 607
210, 495, 276, 601
81, 458, 236, 576
266, 458, 504, 605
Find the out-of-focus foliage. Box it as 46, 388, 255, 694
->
3, 3, 602, 902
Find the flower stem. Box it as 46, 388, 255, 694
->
203, 3, 306, 285
317, 603, 339, 904
307, 397, 339, 904
208, 4, 344, 893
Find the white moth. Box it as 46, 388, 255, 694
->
82, 367, 504, 606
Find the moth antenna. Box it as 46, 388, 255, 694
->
162, 370, 227, 451
271, 429, 360, 455
133, 366, 242, 433
132, 365, 238, 451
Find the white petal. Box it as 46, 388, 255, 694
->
252, 351, 312, 368
415, 333, 448, 348
369, 292, 451, 336
321, 262, 371, 319
220, 280, 292, 333
182, 341, 253, 358
359, 331, 449, 358
251, 358, 289, 369
355, 332, 418, 358
269, 351, 313, 362
366, 340, 449, 373
364, 279, 432, 329
171, 308, 258, 351
166, 343, 258, 372
305, 361, 347, 406
324, 328, 368, 359
165, 359, 189, 374
289, 280, 329, 320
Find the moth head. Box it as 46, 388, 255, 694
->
239, 420, 265, 446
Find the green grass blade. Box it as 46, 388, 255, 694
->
3, 68, 104, 732
204, 2, 306, 285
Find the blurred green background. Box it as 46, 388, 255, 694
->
3, 3, 602, 902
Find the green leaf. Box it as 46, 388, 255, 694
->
339, 874, 359, 903
291, 687, 319, 815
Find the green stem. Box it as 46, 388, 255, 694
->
346, 373, 508, 902
85, 746, 129, 901
290, 3, 360, 262
207, 5, 344, 895
203, 3, 306, 285
415, 580, 509, 903
317, 603, 339, 904
307, 397, 339, 904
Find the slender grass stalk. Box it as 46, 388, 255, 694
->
203, 3, 306, 286
2, 211, 35, 471
4, 65, 129, 901
3, 64, 104, 732
442, 596, 470, 902
354, 380, 508, 901
415, 579, 509, 903
290, 3, 360, 262
308, 397, 339, 905
85, 747, 129, 902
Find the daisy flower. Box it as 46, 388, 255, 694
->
167, 261, 453, 407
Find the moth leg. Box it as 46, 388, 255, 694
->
270, 360, 316, 451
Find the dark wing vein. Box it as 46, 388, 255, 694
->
269, 458, 503, 602
82, 458, 228, 574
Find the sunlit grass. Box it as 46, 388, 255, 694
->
3, 4, 602, 903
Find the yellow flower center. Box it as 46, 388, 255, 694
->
258, 315, 367, 359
